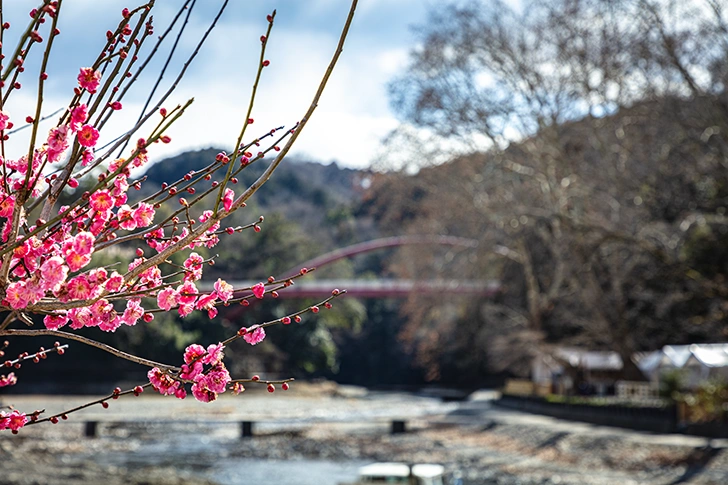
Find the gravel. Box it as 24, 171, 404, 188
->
1, 389, 726, 484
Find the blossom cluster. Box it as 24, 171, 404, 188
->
148, 342, 231, 402
0, 6, 283, 407
0, 64, 248, 331
0, 373, 17, 387
0, 57, 271, 408
0, 410, 27, 433
0, 0, 354, 429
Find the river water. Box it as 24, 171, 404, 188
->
95, 446, 369, 485
83, 422, 438, 484
208, 458, 368, 484
10, 390, 700, 484
49, 390, 463, 484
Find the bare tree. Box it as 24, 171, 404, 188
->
375, 0, 728, 378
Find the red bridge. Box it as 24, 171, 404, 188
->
199, 236, 498, 298
199, 279, 499, 299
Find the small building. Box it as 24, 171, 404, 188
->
637, 343, 728, 389
532, 348, 624, 396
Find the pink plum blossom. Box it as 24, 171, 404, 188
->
128, 258, 162, 288
183, 344, 206, 364
180, 361, 202, 380
147, 367, 180, 396
72, 231, 95, 256
183, 253, 204, 281
68, 307, 93, 330
111, 176, 128, 206
157, 287, 179, 311
0, 194, 15, 218
195, 293, 217, 311
198, 210, 213, 223
77, 124, 99, 148
222, 188, 234, 212
113, 174, 129, 197
0, 373, 17, 387
81, 149, 94, 166
202, 364, 230, 393
43, 313, 69, 330
65, 275, 93, 300
252, 282, 265, 299
39, 256, 67, 291
204, 234, 220, 249
88, 212, 110, 236
46, 125, 70, 163
0, 411, 27, 432
47, 125, 70, 152
65, 251, 92, 272
89, 190, 114, 212
90, 298, 113, 319
214, 278, 233, 302
70, 104, 88, 131
0, 110, 9, 131
5, 281, 28, 309
177, 281, 198, 305
191, 378, 217, 403
105, 271, 124, 292
92, 299, 120, 332
117, 205, 137, 230
2, 220, 14, 242
132, 202, 155, 227
203, 343, 225, 365
98, 316, 122, 332
243, 326, 266, 345
178, 303, 194, 317
77, 67, 102, 93
121, 299, 144, 326
87, 268, 108, 286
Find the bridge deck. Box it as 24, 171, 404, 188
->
198, 280, 500, 298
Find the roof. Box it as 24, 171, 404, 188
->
687, 344, 728, 368
662, 345, 694, 367
552, 348, 623, 371
636, 344, 728, 375
634, 350, 663, 374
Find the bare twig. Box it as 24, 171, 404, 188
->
0, 329, 178, 371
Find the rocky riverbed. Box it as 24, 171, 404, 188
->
1, 387, 726, 484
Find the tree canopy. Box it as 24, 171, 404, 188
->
372, 0, 728, 379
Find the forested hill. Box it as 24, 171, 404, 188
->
7, 150, 394, 393
143, 148, 379, 280
144, 148, 367, 213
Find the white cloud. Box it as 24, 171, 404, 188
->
377, 48, 410, 76
0, 1, 434, 170
291, 111, 400, 167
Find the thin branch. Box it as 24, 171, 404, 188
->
0, 329, 179, 371
117, 0, 196, 155
25, 383, 152, 426
226, 0, 359, 217
96, 0, 229, 168
121, 0, 358, 285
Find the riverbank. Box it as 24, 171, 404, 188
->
1, 389, 726, 484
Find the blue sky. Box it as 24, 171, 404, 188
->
2, 1, 436, 169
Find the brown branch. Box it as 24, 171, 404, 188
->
117, 0, 358, 286
0, 329, 178, 371
226, 0, 358, 215
25, 383, 152, 426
